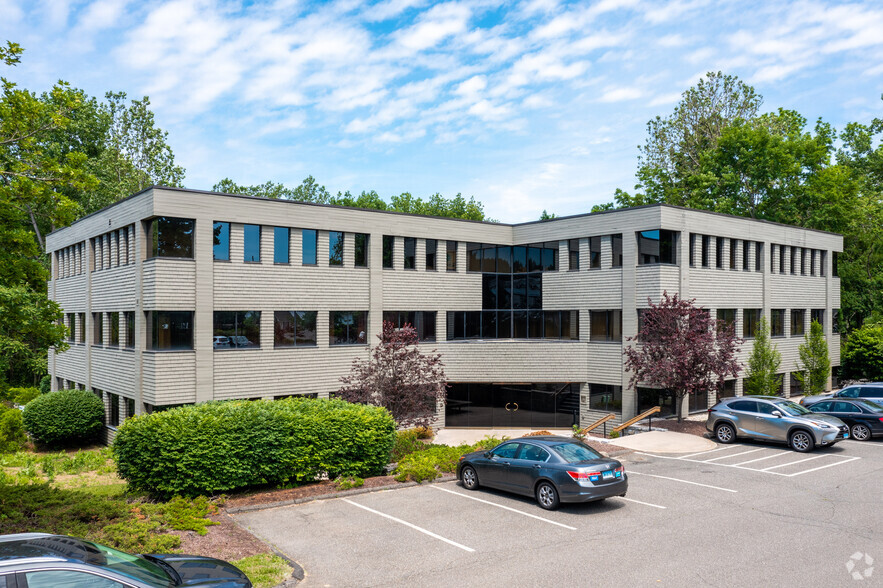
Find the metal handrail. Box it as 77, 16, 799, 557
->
612, 406, 661, 434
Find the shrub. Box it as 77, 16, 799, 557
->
39, 375, 51, 395
391, 429, 424, 461
0, 405, 27, 453
413, 426, 434, 440
23, 390, 105, 447
8, 387, 40, 405
113, 397, 396, 497
842, 322, 883, 381
394, 437, 508, 482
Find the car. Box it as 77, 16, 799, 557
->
800, 382, 883, 406
456, 436, 627, 510
213, 335, 231, 348
804, 398, 883, 441
707, 396, 849, 452
0, 533, 251, 588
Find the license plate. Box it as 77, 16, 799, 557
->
844, 433, 849, 438
602, 471, 614, 480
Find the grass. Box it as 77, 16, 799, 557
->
232, 553, 292, 588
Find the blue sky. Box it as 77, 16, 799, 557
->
2, 0, 882, 222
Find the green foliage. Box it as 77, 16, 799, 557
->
571, 425, 586, 441
392, 429, 424, 462
152, 495, 219, 536
7, 387, 39, 405
0, 405, 27, 453
539, 210, 556, 220
100, 518, 181, 554
842, 321, 883, 381
22, 389, 105, 447
609, 430, 621, 439
0, 285, 68, 388
38, 375, 50, 394
394, 436, 508, 482
113, 398, 396, 497
744, 317, 782, 396
232, 553, 292, 588
334, 476, 364, 490
794, 320, 831, 395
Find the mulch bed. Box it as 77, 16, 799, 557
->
174, 512, 269, 562
652, 418, 709, 437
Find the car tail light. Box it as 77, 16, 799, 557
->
614, 466, 624, 477
459, 456, 465, 461
567, 471, 601, 482
879, 417, 883, 423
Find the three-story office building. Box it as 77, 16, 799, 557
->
47, 187, 842, 435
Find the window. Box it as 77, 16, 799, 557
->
125, 312, 135, 348
590, 236, 601, 268
274, 227, 290, 264
445, 310, 577, 340
716, 309, 736, 334
423, 239, 437, 270
791, 247, 798, 275
589, 384, 622, 411
497, 245, 511, 273
213, 221, 230, 261
274, 311, 318, 347
109, 392, 120, 427
819, 250, 826, 277
213, 311, 261, 348
467, 242, 482, 272
611, 234, 622, 267
791, 309, 805, 336
243, 224, 261, 262
404, 237, 416, 269
833, 309, 840, 334
810, 249, 817, 276
66, 313, 74, 341
715, 237, 724, 268
126, 397, 136, 420
302, 229, 318, 265
743, 309, 761, 338
520, 444, 550, 462
790, 373, 804, 397
109, 312, 119, 346
24, 570, 126, 588
355, 233, 369, 267
590, 310, 622, 342
780, 244, 786, 274
93, 312, 103, 345
568, 239, 579, 270
743, 240, 750, 271
637, 230, 677, 265
811, 309, 825, 332
329, 231, 344, 266
755, 242, 763, 272
383, 235, 394, 268
832, 251, 838, 277
383, 311, 437, 341
330, 311, 368, 345
730, 239, 737, 269
77, 313, 85, 343
770, 309, 785, 337
147, 311, 193, 350
148, 217, 194, 259
543, 241, 558, 271
446, 241, 457, 271
483, 243, 497, 272
702, 235, 710, 267
689, 234, 696, 267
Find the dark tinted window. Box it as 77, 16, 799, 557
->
838, 387, 859, 398
520, 444, 550, 462
243, 224, 261, 262
589, 236, 601, 268
497, 245, 512, 273
446, 241, 457, 271
149, 217, 194, 259
467, 242, 482, 272
330, 311, 368, 345
791, 309, 805, 336
611, 234, 622, 267
743, 309, 761, 338
426, 239, 437, 270
355, 233, 368, 267
109, 312, 119, 346
833, 402, 860, 413
717, 309, 736, 334
859, 387, 883, 399
148, 311, 193, 350
568, 239, 580, 270
302, 229, 317, 265
213, 221, 230, 261
125, 312, 134, 348
527, 245, 542, 272
404, 237, 416, 269
329, 231, 344, 266
743, 240, 750, 270
93, 312, 103, 344
274, 227, 289, 263
730, 238, 737, 269
491, 442, 520, 459
810, 401, 832, 412
755, 242, 763, 272
770, 309, 785, 337
274, 311, 317, 347
811, 309, 824, 332
638, 230, 677, 265
214, 311, 261, 348
590, 310, 621, 342
729, 400, 758, 412
716, 237, 724, 268
383, 235, 394, 268
383, 311, 437, 341
482, 243, 496, 272
689, 233, 696, 267
552, 442, 602, 463
756, 402, 777, 415
701, 235, 710, 267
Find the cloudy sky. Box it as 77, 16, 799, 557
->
2, 0, 882, 222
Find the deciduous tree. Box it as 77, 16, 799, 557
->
743, 316, 782, 396
794, 320, 830, 395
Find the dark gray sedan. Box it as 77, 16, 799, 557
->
457, 436, 627, 510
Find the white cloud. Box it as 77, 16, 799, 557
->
597, 86, 644, 102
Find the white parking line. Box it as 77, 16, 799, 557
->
732, 453, 787, 466
785, 457, 862, 477
342, 498, 475, 552
627, 471, 737, 493
618, 497, 667, 509
760, 455, 826, 471
842, 440, 883, 448
636, 450, 861, 477
429, 485, 577, 530
702, 448, 766, 462
679, 446, 743, 459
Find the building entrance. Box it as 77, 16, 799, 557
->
445, 383, 580, 428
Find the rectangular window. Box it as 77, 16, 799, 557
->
833, 309, 840, 334
730, 239, 737, 269
811, 309, 825, 332
590, 310, 622, 342
147, 311, 193, 350
527, 244, 542, 272
274, 227, 290, 264
589, 384, 622, 412
329, 231, 344, 266
330, 311, 368, 345
513, 245, 527, 273
483, 244, 497, 272
109, 393, 120, 427
780, 244, 786, 274
689, 234, 696, 267
77, 313, 85, 344
383, 235, 394, 268
302, 229, 318, 265
148, 217, 194, 259
543, 241, 558, 271
637, 230, 677, 265
382, 311, 437, 341
497, 246, 512, 273
810, 249, 817, 276
274, 311, 318, 347
213, 221, 230, 261
743, 309, 761, 338
743, 240, 750, 271
568, 239, 579, 271
93, 312, 103, 345
243, 224, 261, 262
832, 251, 839, 276
446, 241, 457, 271
791, 309, 805, 336
819, 250, 826, 277
716, 237, 724, 268
701, 235, 710, 267
126, 397, 135, 420
65, 314, 74, 342
355, 233, 369, 267
404, 237, 416, 269
467, 242, 482, 272
755, 242, 763, 272
213, 311, 261, 349
791, 247, 798, 275
425, 239, 437, 270
716, 309, 736, 334
770, 309, 785, 337
611, 234, 623, 267
125, 312, 135, 348
109, 312, 120, 346
589, 236, 601, 269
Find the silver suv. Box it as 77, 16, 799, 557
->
707, 396, 848, 452
801, 382, 883, 406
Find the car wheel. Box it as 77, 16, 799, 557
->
851, 423, 872, 441
715, 423, 736, 444
461, 465, 479, 490
535, 481, 560, 511
789, 430, 815, 453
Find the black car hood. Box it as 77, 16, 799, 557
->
143, 554, 251, 587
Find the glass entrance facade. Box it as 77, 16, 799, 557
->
445, 383, 580, 428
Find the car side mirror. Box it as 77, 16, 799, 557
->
484, 452, 491, 459
772, 410, 782, 417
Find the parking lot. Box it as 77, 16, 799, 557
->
235, 440, 883, 587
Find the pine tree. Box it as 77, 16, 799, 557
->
744, 316, 782, 396
795, 320, 830, 395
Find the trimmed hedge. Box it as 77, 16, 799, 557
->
112, 397, 396, 497
22, 389, 105, 447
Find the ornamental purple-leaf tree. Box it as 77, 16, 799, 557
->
335, 321, 447, 429
623, 291, 743, 422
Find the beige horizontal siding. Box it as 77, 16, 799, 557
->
90, 347, 136, 396
143, 352, 197, 405
142, 259, 196, 309
91, 266, 136, 310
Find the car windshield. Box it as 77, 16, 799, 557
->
551, 442, 602, 463
856, 399, 883, 412
775, 401, 812, 416
83, 540, 173, 587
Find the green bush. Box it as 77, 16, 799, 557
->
0, 405, 27, 453
391, 429, 424, 461
394, 437, 508, 482
39, 375, 51, 395
113, 397, 396, 497
842, 322, 883, 381
22, 390, 105, 447
8, 387, 40, 405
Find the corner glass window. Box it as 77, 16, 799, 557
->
482, 244, 497, 273
791, 309, 805, 336
213, 221, 230, 261
274, 227, 290, 264
149, 217, 194, 259
329, 231, 344, 266
302, 229, 318, 265
512, 245, 527, 273
637, 230, 677, 265
383, 235, 394, 268
147, 311, 193, 350
274, 311, 318, 347
446, 241, 457, 271
467, 242, 482, 272
330, 311, 368, 345
404, 237, 416, 269
743, 309, 761, 338
213, 311, 261, 349
243, 224, 261, 262
355, 233, 369, 267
